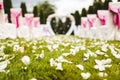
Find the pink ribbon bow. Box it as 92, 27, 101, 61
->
11, 10, 22, 28
88, 18, 96, 28
0, 2, 3, 10
109, 6, 120, 29
33, 18, 40, 27
81, 20, 87, 28
25, 15, 34, 29
97, 13, 107, 25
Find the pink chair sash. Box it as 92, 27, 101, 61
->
33, 18, 40, 27
81, 20, 87, 28
88, 18, 96, 28
11, 10, 22, 28
97, 14, 107, 25
25, 15, 34, 29
109, 6, 120, 29
0, 2, 3, 10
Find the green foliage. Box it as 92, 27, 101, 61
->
88, 6, 96, 14
38, 1, 55, 24
20, 2, 27, 17
81, 8, 87, 17
3, 0, 12, 22
73, 11, 81, 26
33, 6, 38, 17
50, 17, 72, 34
93, 0, 104, 10
103, 0, 112, 10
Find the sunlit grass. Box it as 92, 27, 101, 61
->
0, 35, 120, 80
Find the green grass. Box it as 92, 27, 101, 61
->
0, 35, 120, 80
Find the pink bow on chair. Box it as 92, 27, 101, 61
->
33, 18, 40, 27
88, 18, 96, 28
0, 2, 3, 10
109, 6, 120, 29
97, 13, 107, 25
81, 20, 87, 28
25, 15, 34, 29
11, 9, 22, 28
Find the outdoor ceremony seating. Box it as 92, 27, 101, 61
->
109, 2, 120, 40
97, 10, 115, 40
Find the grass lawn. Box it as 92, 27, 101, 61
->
0, 35, 120, 80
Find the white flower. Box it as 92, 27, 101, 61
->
32, 46, 37, 50
21, 56, 30, 65
50, 58, 57, 67
80, 46, 86, 50
0, 60, 10, 72
62, 43, 69, 47
76, 64, 84, 71
98, 72, 108, 77
81, 72, 91, 79
13, 45, 19, 51
70, 48, 76, 56
30, 78, 37, 80
0, 46, 5, 52
96, 50, 105, 55
32, 50, 36, 53
56, 56, 72, 64
94, 65, 105, 71
83, 58, 89, 61
56, 63, 63, 71
101, 44, 108, 52
88, 50, 97, 57
53, 44, 59, 49
94, 59, 112, 71
47, 45, 54, 52
40, 50, 44, 58
84, 53, 89, 58
62, 53, 71, 57
18, 47, 24, 53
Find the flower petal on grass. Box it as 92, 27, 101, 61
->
81, 72, 91, 79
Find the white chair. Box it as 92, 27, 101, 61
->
17, 26, 30, 39
97, 10, 116, 40
0, 23, 16, 39
109, 2, 120, 40
87, 14, 101, 39
0, 1, 5, 24
80, 17, 89, 38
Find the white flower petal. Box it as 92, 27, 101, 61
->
21, 56, 30, 65
76, 64, 84, 71
81, 72, 91, 79
56, 63, 63, 71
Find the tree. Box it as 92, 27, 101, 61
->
38, 1, 55, 24
33, 5, 38, 17
39, 9, 44, 24
74, 11, 80, 26
81, 8, 87, 17
3, 0, 12, 22
93, 0, 104, 10
88, 6, 95, 14
103, 0, 112, 10
20, 2, 27, 17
